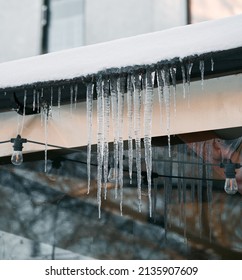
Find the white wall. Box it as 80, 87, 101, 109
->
84, 0, 187, 45
0, 0, 43, 63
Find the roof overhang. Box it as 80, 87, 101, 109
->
0, 15, 242, 112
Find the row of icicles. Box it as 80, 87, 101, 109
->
14, 58, 213, 219
85, 58, 214, 218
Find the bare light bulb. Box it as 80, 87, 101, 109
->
224, 178, 238, 195
11, 151, 23, 166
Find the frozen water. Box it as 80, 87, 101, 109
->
199, 60, 205, 90
110, 77, 119, 198
103, 79, 110, 199
74, 84, 78, 109
143, 70, 154, 217
96, 77, 104, 218
86, 82, 94, 194
132, 74, 142, 212
117, 77, 125, 215
161, 68, 171, 157
170, 66, 177, 115
127, 74, 134, 184
211, 57, 214, 71
181, 64, 186, 98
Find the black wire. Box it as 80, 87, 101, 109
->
0, 140, 10, 144
27, 139, 82, 153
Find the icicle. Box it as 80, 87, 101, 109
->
143, 70, 154, 217
86, 82, 94, 194
186, 62, 193, 101
70, 85, 74, 115
181, 63, 186, 98
110, 77, 119, 198
199, 60, 205, 90
74, 84, 78, 109
57, 86, 62, 115
127, 74, 134, 184
20, 90, 27, 135
117, 76, 125, 215
211, 57, 214, 71
132, 74, 142, 212
103, 79, 110, 199
41, 88, 44, 98
161, 67, 171, 157
156, 69, 164, 130
50, 87, 53, 115
170, 66, 177, 116
96, 77, 104, 218
37, 90, 40, 114
42, 101, 50, 173
33, 89, 36, 111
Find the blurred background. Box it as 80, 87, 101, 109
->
0, 0, 242, 62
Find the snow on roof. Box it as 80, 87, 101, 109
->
0, 14, 242, 89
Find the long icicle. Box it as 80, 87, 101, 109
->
161, 67, 171, 157
117, 76, 125, 215
127, 74, 134, 185
86, 82, 94, 194
132, 74, 142, 212
103, 79, 110, 199
110, 77, 119, 198
96, 77, 104, 218
143, 70, 154, 217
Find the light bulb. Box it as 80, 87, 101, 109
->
11, 151, 23, 166
224, 178, 238, 195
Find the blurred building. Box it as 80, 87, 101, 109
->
1, 0, 241, 63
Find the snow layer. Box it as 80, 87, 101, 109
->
0, 15, 242, 89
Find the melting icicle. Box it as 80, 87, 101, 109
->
103, 79, 110, 199
186, 62, 193, 104
132, 74, 142, 212
156, 69, 164, 131
96, 77, 104, 218
181, 64, 186, 98
117, 77, 125, 215
37, 90, 40, 114
86, 83, 94, 194
57, 86, 62, 115
42, 101, 50, 173
41, 88, 44, 98
170, 66, 177, 116
20, 90, 27, 135
127, 74, 133, 184
211, 57, 214, 72
74, 84, 78, 109
33, 89, 36, 111
50, 87, 53, 115
143, 70, 154, 217
161, 67, 171, 157
199, 60, 205, 90
110, 77, 119, 198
